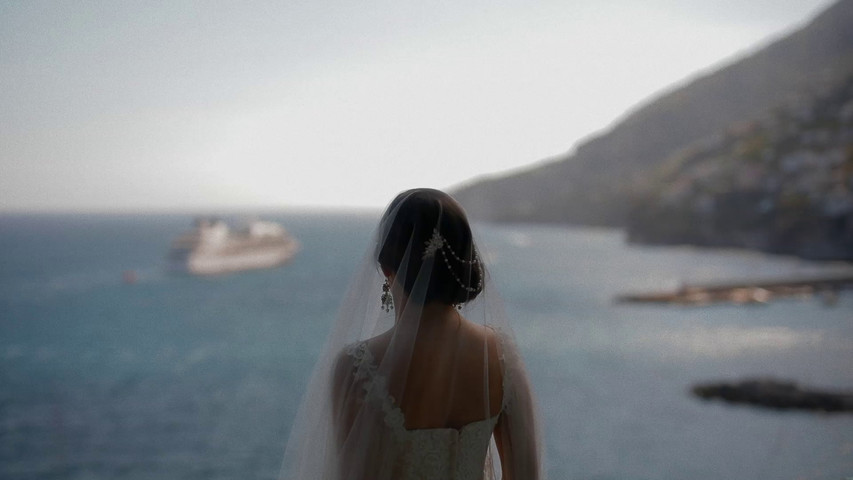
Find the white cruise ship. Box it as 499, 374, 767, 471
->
168, 218, 299, 275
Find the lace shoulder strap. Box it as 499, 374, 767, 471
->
494, 328, 522, 411
343, 341, 407, 435
344, 341, 375, 383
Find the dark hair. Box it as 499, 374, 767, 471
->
377, 189, 483, 305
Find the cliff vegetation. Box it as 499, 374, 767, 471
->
627, 76, 853, 260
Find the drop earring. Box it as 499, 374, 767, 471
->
381, 279, 394, 312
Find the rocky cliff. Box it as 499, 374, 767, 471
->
627, 76, 853, 260
452, 0, 853, 241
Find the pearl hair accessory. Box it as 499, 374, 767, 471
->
422, 228, 483, 293
422, 229, 445, 259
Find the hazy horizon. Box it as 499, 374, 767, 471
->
1, 0, 837, 213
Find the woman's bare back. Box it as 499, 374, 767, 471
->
365, 315, 504, 430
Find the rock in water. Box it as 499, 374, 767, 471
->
691, 378, 853, 413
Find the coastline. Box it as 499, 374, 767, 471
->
616, 273, 853, 306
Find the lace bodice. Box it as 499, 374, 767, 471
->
398, 417, 499, 480
344, 341, 507, 480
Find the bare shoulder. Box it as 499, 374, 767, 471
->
459, 317, 504, 379
462, 319, 502, 355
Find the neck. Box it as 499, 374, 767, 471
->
393, 299, 459, 329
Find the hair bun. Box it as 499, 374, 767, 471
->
377, 189, 483, 305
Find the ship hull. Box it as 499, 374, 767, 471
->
177, 245, 297, 275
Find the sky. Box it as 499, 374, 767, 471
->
0, 0, 838, 212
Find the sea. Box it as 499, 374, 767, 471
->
1, 211, 852, 480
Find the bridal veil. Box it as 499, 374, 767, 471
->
280, 189, 542, 480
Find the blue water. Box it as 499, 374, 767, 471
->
1, 212, 852, 480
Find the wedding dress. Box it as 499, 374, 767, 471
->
280, 189, 542, 480
337, 328, 534, 480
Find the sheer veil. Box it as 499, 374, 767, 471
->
279, 189, 542, 480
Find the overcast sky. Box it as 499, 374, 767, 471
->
0, 0, 837, 212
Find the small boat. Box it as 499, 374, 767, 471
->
168, 218, 299, 275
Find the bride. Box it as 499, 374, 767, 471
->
280, 189, 542, 480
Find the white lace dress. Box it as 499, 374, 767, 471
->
342, 339, 514, 480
